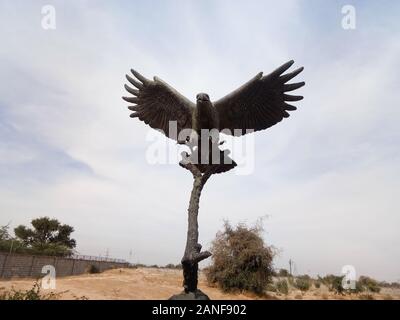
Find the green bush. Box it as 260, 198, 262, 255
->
314, 281, 321, 289
205, 220, 275, 295
266, 283, 276, 292
358, 276, 381, 293
294, 277, 311, 292
320, 275, 345, 294
318, 274, 381, 295
330, 276, 345, 294
354, 280, 364, 293
85, 264, 100, 274
278, 269, 289, 277
276, 279, 289, 295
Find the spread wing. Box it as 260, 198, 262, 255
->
123, 70, 195, 140
214, 60, 305, 136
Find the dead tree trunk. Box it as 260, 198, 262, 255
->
181, 167, 212, 293
169, 149, 235, 300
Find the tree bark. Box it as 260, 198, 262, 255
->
175, 156, 235, 298
181, 172, 212, 292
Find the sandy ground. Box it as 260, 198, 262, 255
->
0, 267, 399, 300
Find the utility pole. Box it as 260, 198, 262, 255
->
289, 259, 293, 276
6, 220, 13, 255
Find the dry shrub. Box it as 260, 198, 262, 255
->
276, 279, 289, 295
266, 283, 277, 292
163, 263, 182, 269
320, 274, 345, 294
278, 269, 289, 277
358, 276, 381, 293
205, 220, 275, 295
0, 281, 62, 300
294, 275, 311, 292
85, 264, 100, 274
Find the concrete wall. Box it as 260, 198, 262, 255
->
0, 252, 129, 279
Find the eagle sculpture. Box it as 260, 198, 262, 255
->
123, 60, 304, 173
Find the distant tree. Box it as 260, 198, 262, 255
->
0, 224, 11, 241
379, 281, 400, 289
0, 224, 24, 254
278, 268, 290, 277
14, 217, 76, 256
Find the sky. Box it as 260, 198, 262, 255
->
0, 0, 399, 281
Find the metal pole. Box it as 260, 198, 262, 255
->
71, 259, 76, 275
29, 256, 35, 276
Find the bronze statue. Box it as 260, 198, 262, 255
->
122, 60, 304, 299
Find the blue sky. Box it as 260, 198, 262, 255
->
0, 0, 399, 281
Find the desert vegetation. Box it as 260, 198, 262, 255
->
0, 280, 88, 300
200, 220, 397, 299
0, 280, 62, 300
1, 219, 398, 300
0, 267, 398, 300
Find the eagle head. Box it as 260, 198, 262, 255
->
196, 93, 210, 103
